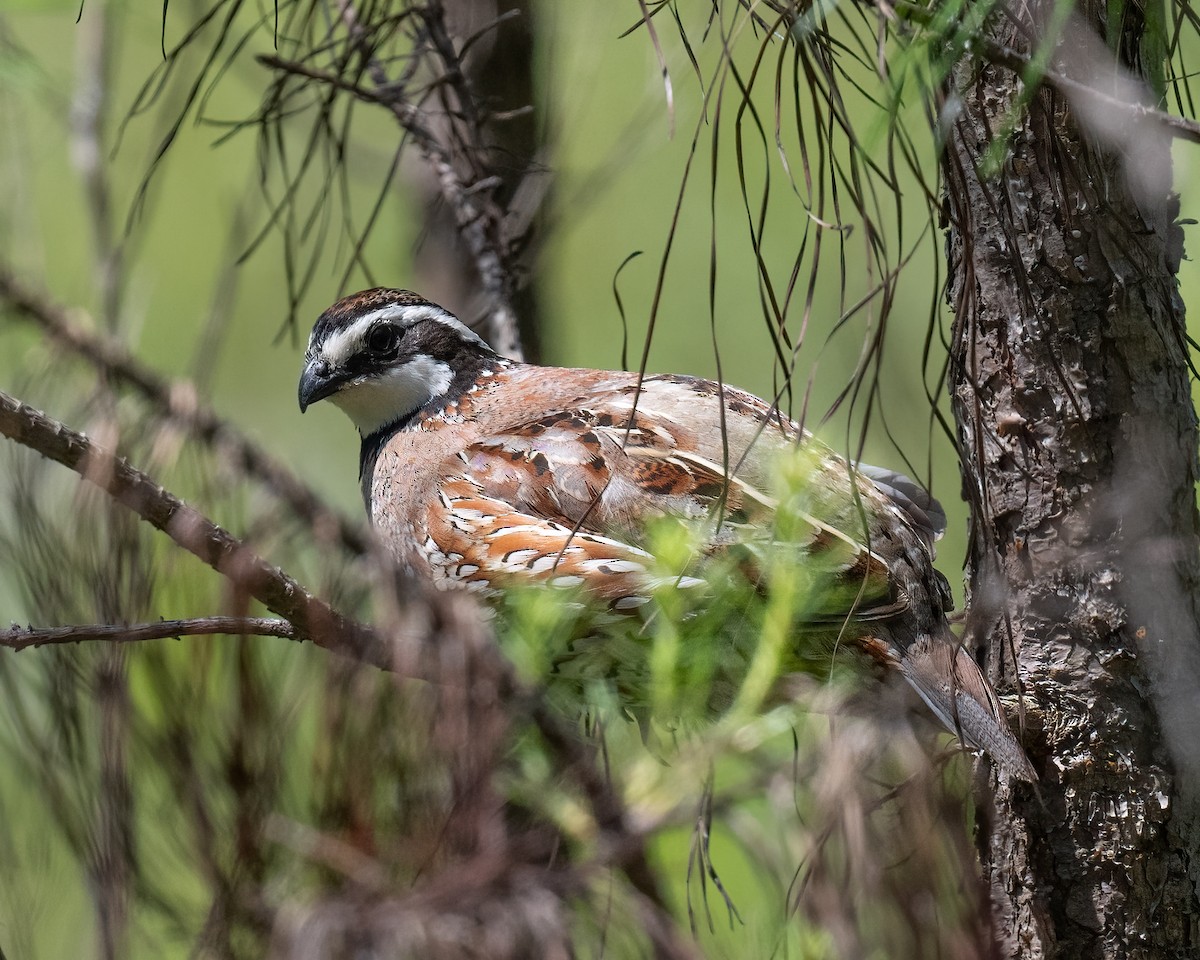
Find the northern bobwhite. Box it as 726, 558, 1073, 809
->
298, 287, 1035, 780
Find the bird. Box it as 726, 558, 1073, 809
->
298, 287, 1036, 781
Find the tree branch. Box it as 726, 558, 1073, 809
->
0, 388, 384, 666
258, 4, 526, 360
1, 617, 297, 651
341, 0, 524, 357
0, 344, 689, 954
887, 0, 1200, 145
70, 0, 123, 332
0, 269, 369, 557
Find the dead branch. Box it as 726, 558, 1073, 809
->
0, 388, 383, 666
0, 323, 686, 950
259, 2, 526, 359
0, 372, 709, 955
1, 617, 297, 651
0, 269, 369, 556
341, 0, 524, 357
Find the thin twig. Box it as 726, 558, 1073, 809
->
70, 0, 123, 333
0, 616, 296, 651
0, 389, 690, 949
0, 388, 384, 666
0, 269, 369, 556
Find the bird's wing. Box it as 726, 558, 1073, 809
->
853, 462, 946, 552
421, 470, 702, 609
431, 379, 904, 622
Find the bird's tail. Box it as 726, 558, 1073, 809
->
899, 636, 1037, 782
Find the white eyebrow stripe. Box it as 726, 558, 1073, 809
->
310, 302, 491, 365
390, 304, 490, 349
316, 316, 375, 367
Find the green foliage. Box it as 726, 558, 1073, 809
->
0, 387, 981, 956
497, 551, 978, 957
499, 447, 880, 730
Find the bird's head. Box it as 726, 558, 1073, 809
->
298, 288, 498, 436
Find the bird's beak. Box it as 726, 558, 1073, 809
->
298, 358, 344, 413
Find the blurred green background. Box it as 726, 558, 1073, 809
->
1, 0, 1198, 956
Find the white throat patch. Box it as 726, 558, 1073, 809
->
329, 354, 454, 436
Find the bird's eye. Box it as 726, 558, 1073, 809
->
366, 323, 401, 356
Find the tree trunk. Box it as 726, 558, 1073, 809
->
942, 1, 1200, 956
